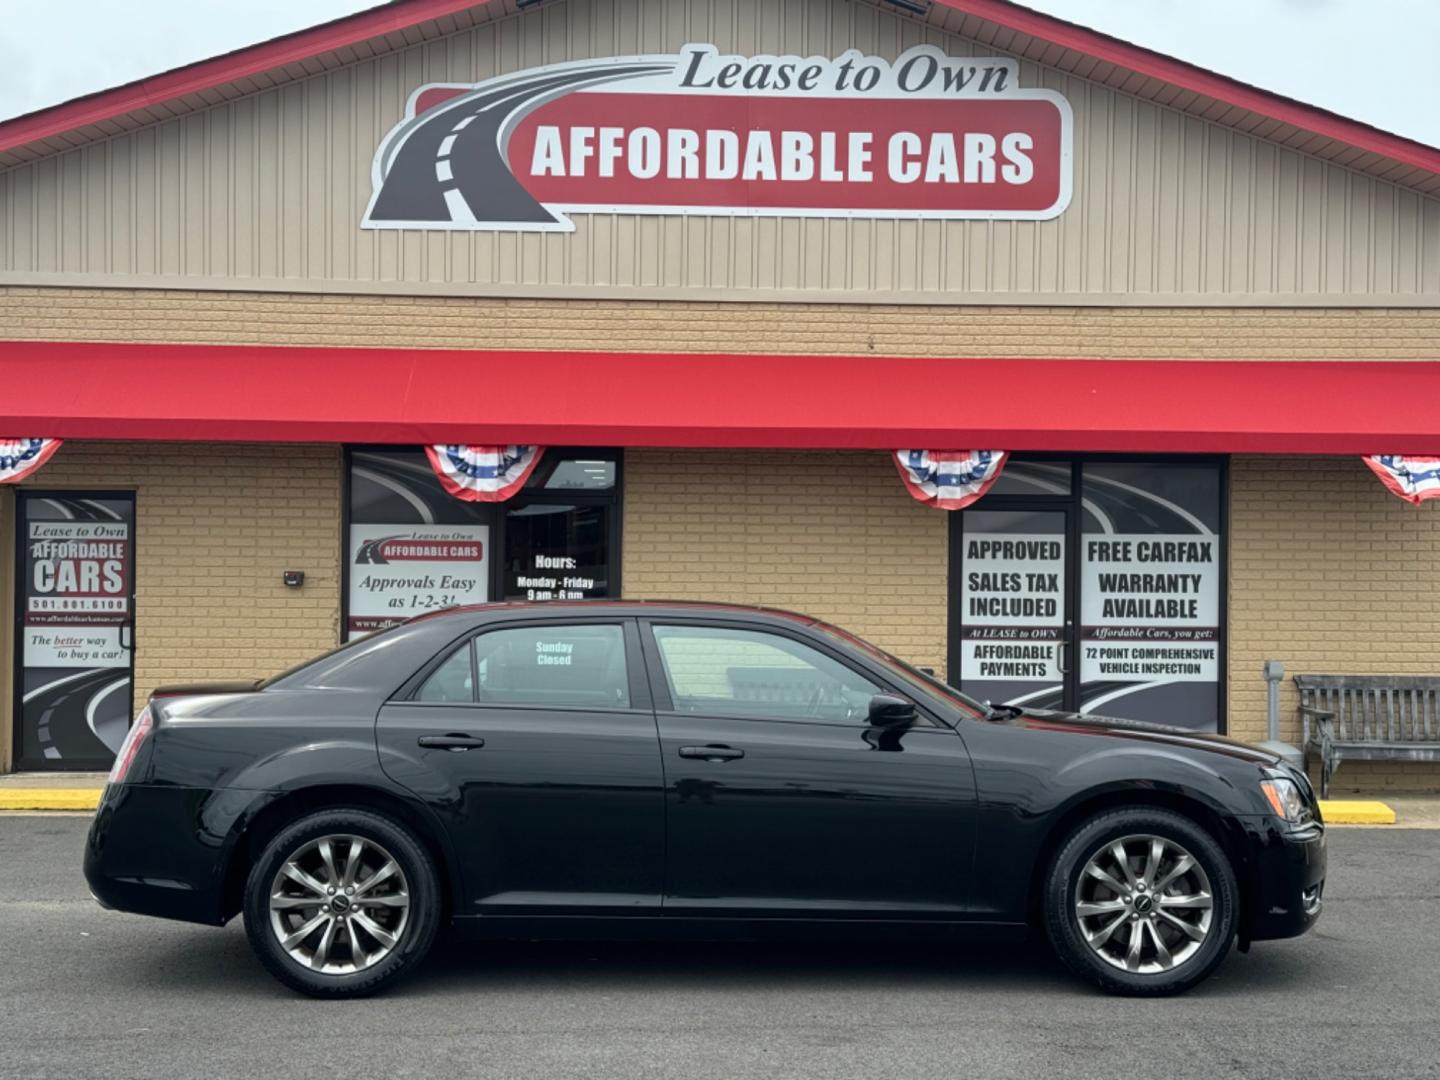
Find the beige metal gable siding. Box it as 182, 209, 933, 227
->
3, 0, 1440, 303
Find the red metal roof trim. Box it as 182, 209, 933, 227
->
4, 340, 1439, 455
0, 0, 1437, 177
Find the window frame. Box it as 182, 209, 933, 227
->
412, 636, 480, 705
637, 618, 938, 729
342, 446, 624, 641
395, 617, 650, 715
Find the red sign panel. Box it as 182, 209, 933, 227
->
372, 538, 484, 562
363, 45, 1073, 232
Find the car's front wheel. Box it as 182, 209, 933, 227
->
242, 808, 442, 998
1043, 806, 1237, 995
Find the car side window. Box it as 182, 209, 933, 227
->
471, 624, 630, 709
416, 643, 475, 703
651, 625, 883, 724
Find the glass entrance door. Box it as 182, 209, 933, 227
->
955, 507, 1072, 712
1076, 462, 1223, 730
950, 458, 1225, 732
14, 491, 136, 770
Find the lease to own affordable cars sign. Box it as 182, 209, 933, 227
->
363, 44, 1073, 232
348, 525, 490, 639
23, 520, 132, 670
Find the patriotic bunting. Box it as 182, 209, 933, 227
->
0, 439, 62, 484
894, 450, 1008, 510
425, 445, 544, 502
1364, 455, 1440, 506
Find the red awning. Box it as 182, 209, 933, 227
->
4, 340, 1439, 454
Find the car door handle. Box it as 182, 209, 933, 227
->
417, 733, 486, 751
678, 744, 745, 762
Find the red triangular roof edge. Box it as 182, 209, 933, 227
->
2, 0, 1438, 178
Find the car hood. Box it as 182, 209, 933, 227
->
1012, 707, 1281, 766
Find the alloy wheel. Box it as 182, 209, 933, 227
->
268, 834, 411, 974
1073, 833, 1214, 975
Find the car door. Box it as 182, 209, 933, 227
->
377, 617, 664, 916
640, 619, 978, 919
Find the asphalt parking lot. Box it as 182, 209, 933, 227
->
2, 817, 1437, 1080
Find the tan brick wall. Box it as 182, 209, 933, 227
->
11, 442, 342, 708
6, 287, 1440, 792
623, 450, 949, 672
6, 440, 1438, 792
4, 286, 1440, 358
1229, 456, 1440, 794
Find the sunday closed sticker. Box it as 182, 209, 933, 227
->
363, 43, 1072, 231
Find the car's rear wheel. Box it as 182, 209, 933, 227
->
242, 808, 441, 998
1043, 807, 1237, 996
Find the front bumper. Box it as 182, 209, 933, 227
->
1240, 816, 1326, 942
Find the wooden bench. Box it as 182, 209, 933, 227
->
1296, 674, 1440, 796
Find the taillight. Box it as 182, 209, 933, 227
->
108, 706, 154, 784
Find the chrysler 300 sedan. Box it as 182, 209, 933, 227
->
85, 601, 1325, 997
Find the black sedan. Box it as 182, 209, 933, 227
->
85, 601, 1325, 997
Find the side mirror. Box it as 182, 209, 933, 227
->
868, 693, 917, 728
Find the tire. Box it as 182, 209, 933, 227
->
1042, 807, 1237, 996
242, 808, 442, 998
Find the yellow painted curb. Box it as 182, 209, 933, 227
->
0, 789, 102, 811
1319, 799, 1397, 825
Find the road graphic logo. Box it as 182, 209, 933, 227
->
361, 44, 1073, 232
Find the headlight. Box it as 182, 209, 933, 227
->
1260, 774, 1312, 823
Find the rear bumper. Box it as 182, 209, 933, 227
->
1241, 816, 1326, 942
84, 782, 266, 926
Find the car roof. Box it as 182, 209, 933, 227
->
405, 599, 821, 628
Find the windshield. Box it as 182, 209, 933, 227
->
811, 621, 987, 717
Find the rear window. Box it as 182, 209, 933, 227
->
261, 622, 411, 689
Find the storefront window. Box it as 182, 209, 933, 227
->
956, 508, 1068, 711
346, 449, 494, 639
541, 458, 617, 490
1078, 462, 1222, 730
981, 458, 1073, 496
501, 452, 618, 601
503, 504, 613, 601
951, 458, 1225, 733
345, 449, 621, 638
15, 491, 136, 770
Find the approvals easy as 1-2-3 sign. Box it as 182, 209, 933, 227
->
362, 44, 1073, 232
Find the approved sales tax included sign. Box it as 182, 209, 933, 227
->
363, 44, 1073, 232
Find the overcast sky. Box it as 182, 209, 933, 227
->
1, 0, 1436, 147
